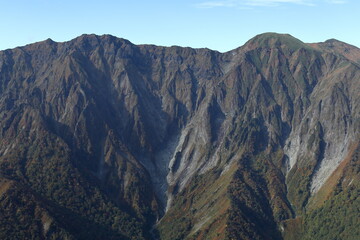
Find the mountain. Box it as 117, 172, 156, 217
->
309, 39, 360, 65
0, 32, 359, 240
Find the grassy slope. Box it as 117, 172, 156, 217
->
282, 142, 360, 240
157, 164, 236, 240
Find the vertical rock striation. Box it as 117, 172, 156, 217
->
0, 33, 359, 239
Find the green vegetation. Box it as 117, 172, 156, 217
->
226, 153, 284, 240
302, 143, 360, 240
304, 186, 360, 240
0, 179, 75, 240
249, 33, 312, 52
0, 133, 151, 239
158, 166, 233, 240
1, 32, 359, 240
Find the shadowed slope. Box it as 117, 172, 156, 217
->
0, 33, 359, 239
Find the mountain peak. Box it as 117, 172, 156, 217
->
73, 33, 132, 44
0, 33, 359, 240
325, 38, 342, 44
243, 32, 308, 51
309, 38, 360, 64
44, 38, 55, 44
253, 32, 294, 40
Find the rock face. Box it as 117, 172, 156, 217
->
309, 39, 360, 64
0, 33, 359, 239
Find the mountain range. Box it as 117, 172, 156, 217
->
0, 32, 359, 240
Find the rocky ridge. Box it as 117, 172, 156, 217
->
0, 32, 359, 239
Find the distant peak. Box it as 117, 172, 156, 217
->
72, 33, 133, 46
75, 33, 100, 42
323, 38, 347, 46
34, 38, 56, 46
325, 38, 340, 43
243, 32, 307, 50
254, 32, 294, 39
45, 38, 54, 43
251, 32, 298, 42
309, 38, 360, 64
312, 38, 358, 50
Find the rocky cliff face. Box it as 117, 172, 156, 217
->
0, 33, 359, 239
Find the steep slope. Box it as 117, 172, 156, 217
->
309, 39, 360, 65
0, 33, 359, 239
158, 33, 360, 239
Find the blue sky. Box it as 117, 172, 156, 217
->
0, 0, 359, 52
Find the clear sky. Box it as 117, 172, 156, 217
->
1, 0, 359, 52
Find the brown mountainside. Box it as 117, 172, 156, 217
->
0, 33, 359, 239
309, 39, 360, 64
